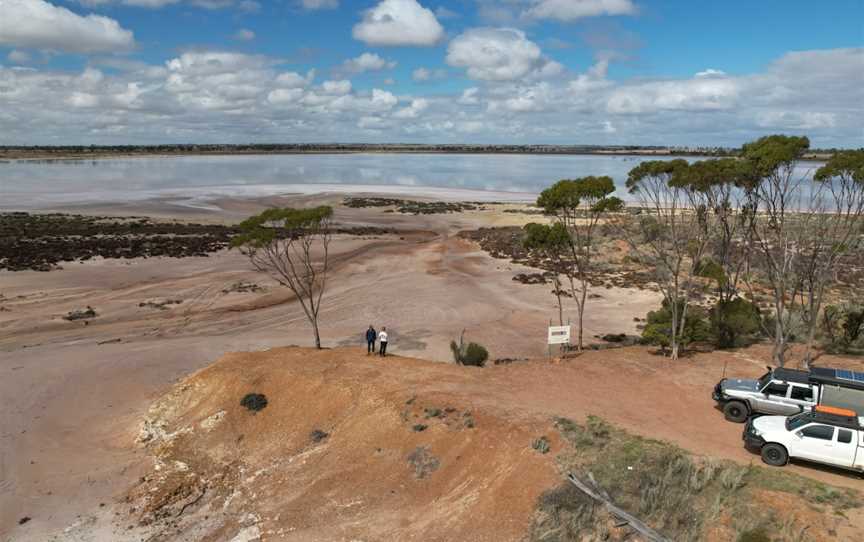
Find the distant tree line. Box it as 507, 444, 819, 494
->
1, 143, 851, 159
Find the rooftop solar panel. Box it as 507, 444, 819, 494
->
837, 369, 855, 381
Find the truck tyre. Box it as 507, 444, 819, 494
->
723, 401, 748, 423
761, 443, 788, 466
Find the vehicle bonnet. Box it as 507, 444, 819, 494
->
721, 378, 760, 393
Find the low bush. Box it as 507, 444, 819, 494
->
450, 333, 490, 367
640, 299, 711, 354
240, 393, 268, 412
309, 429, 329, 442
821, 303, 864, 353
710, 298, 762, 348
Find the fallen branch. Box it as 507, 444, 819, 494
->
567, 473, 670, 542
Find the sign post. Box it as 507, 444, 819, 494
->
547, 325, 571, 358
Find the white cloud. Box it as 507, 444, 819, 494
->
357, 115, 389, 130
524, 0, 637, 21
756, 111, 836, 130
370, 88, 398, 109
458, 87, 480, 105
412, 67, 446, 81
446, 27, 559, 81
275, 70, 313, 88
337, 53, 397, 75
606, 75, 740, 114
0, 0, 135, 53
695, 68, 726, 78
164, 51, 275, 110
267, 87, 304, 105
7, 49, 32, 64
0, 47, 860, 148
393, 98, 428, 118
232, 28, 255, 41
321, 79, 352, 95
353, 0, 444, 47
78, 0, 260, 9
499, 83, 553, 112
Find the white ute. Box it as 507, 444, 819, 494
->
743, 405, 864, 473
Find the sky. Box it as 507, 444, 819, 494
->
0, 0, 862, 147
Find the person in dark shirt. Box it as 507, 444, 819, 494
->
365, 325, 377, 354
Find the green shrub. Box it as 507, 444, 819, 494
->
641, 299, 711, 353
710, 298, 762, 348
737, 527, 770, 542
450, 337, 490, 367
240, 393, 268, 412
821, 303, 864, 353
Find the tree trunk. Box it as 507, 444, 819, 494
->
803, 286, 823, 369
669, 298, 679, 360
577, 306, 584, 352
312, 319, 322, 349
554, 277, 564, 326
577, 283, 587, 352
772, 312, 785, 366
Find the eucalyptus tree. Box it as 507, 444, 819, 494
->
536, 176, 623, 351
619, 159, 717, 359
681, 158, 757, 303
523, 222, 570, 326
797, 150, 864, 363
740, 135, 811, 366
231, 206, 333, 349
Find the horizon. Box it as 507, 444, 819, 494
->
0, 0, 862, 147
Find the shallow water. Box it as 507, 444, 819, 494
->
0, 153, 822, 210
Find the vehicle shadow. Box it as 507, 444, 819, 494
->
741, 443, 864, 481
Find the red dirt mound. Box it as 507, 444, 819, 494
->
127, 347, 561, 541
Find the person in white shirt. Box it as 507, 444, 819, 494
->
378, 327, 388, 357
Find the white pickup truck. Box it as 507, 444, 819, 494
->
743, 405, 864, 473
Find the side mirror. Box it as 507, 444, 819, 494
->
794, 431, 803, 439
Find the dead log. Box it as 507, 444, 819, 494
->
566, 473, 670, 542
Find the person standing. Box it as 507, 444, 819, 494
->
378, 326, 388, 357
365, 325, 377, 354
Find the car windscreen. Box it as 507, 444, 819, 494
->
757, 371, 773, 390
786, 413, 811, 431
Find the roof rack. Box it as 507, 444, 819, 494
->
770, 366, 864, 391
808, 406, 862, 430
771, 367, 810, 385
809, 367, 864, 391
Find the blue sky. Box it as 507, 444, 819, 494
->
0, 0, 862, 146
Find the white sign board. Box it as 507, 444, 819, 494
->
547, 325, 571, 345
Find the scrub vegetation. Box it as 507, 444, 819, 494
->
529, 416, 862, 542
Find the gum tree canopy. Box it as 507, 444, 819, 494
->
622, 159, 714, 360
740, 135, 811, 366
536, 176, 623, 351
523, 221, 571, 326
231, 206, 333, 349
